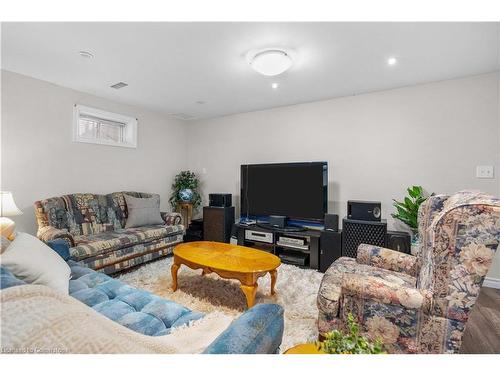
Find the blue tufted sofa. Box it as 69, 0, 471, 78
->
0, 239, 285, 354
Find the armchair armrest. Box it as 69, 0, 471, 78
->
357, 244, 418, 277
37, 226, 74, 247
160, 212, 183, 226
202, 303, 284, 354
341, 273, 431, 312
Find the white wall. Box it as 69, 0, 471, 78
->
1, 70, 187, 234
186, 72, 500, 279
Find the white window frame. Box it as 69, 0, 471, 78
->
73, 105, 138, 148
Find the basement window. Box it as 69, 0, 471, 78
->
73, 105, 137, 148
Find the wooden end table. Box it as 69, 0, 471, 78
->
284, 343, 324, 354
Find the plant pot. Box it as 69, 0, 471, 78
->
410, 230, 421, 256
178, 188, 193, 203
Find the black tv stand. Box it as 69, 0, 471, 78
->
234, 222, 320, 269
255, 222, 307, 232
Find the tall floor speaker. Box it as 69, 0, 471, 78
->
203, 206, 235, 243
342, 218, 387, 258
319, 231, 342, 272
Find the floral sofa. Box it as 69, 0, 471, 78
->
34, 192, 183, 274
0, 239, 285, 354
317, 190, 500, 353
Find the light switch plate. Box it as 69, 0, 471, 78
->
476, 165, 494, 179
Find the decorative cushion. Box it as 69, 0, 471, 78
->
124, 194, 163, 228
0, 233, 70, 294
0, 236, 11, 254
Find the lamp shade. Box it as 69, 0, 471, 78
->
0, 191, 23, 217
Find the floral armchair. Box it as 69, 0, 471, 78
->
317, 190, 500, 353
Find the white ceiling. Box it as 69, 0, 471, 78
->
2, 22, 499, 120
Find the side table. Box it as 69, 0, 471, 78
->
284, 343, 324, 354
177, 202, 193, 227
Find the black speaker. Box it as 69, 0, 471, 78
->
347, 200, 382, 221
386, 231, 411, 254
324, 214, 339, 232
319, 231, 342, 272
209, 193, 232, 207
342, 218, 387, 258
203, 206, 235, 243
269, 215, 287, 228
184, 218, 204, 242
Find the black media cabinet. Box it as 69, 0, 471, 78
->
233, 222, 321, 270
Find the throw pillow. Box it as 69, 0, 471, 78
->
0, 235, 11, 254
0, 232, 71, 294
124, 194, 164, 228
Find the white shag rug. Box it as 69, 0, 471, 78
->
118, 256, 323, 351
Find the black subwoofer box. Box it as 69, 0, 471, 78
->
203, 206, 235, 243
342, 218, 387, 258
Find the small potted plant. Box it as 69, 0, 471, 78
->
317, 313, 385, 354
169, 170, 202, 211
392, 186, 430, 235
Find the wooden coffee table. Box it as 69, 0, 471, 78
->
171, 241, 281, 308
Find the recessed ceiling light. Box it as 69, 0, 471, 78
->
271, 83, 279, 89
387, 57, 398, 66
79, 51, 94, 59
250, 49, 292, 76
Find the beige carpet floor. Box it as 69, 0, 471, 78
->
118, 256, 324, 351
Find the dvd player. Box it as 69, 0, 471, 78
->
278, 251, 309, 266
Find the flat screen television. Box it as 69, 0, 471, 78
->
240, 162, 328, 223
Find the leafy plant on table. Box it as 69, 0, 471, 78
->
391, 185, 429, 233
317, 313, 385, 354
169, 170, 202, 211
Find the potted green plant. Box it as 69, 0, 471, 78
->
391, 185, 429, 237
317, 313, 385, 354
169, 170, 202, 211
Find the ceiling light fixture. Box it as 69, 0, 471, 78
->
387, 57, 398, 66
250, 49, 292, 76
271, 83, 279, 89
79, 51, 94, 59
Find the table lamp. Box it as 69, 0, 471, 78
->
0, 191, 23, 240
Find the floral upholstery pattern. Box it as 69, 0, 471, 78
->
34, 192, 183, 274
317, 190, 500, 353
357, 244, 418, 277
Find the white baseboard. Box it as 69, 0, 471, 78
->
483, 277, 500, 289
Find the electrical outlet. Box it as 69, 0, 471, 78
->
476, 165, 494, 179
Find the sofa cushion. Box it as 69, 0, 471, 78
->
317, 257, 416, 317
124, 194, 164, 228
70, 224, 184, 261
67, 261, 203, 336
0, 266, 26, 290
